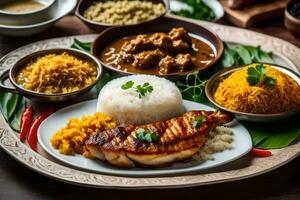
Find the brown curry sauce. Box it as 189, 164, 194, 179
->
100, 28, 215, 75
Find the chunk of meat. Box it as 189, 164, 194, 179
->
121, 34, 154, 54
86, 110, 232, 168
175, 54, 195, 71
133, 50, 166, 69
169, 27, 192, 44
172, 40, 190, 53
158, 55, 178, 74
119, 51, 134, 63
149, 33, 173, 50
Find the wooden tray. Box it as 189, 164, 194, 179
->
220, 0, 288, 28
0, 16, 300, 189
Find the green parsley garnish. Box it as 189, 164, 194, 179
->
121, 80, 134, 90
247, 64, 276, 87
191, 116, 206, 128
121, 81, 153, 98
264, 76, 276, 87
136, 128, 159, 143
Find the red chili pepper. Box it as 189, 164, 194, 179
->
251, 148, 272, 157
27, 107, 54, 151
19, 106, 33, 142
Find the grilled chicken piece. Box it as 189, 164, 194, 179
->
86, 110, 232, 168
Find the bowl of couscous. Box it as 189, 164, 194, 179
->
0, 48, 102, 102
75, 0, 168, 31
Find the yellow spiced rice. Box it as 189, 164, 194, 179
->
15, 53, 97, 94
214, 64, 300, 114
50, 112, 116, 158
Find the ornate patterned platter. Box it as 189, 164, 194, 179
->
0, 17, 299, 189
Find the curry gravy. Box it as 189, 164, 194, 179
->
100, 31, 215, 75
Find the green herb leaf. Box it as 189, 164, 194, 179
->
9, 97, 26, 132
221, 44, 236, 67
256, 64, 266, 75
247, 66, 263, 86
71, 39, 91, 52
258, 49, 273, 63
122, 81, 153, 98
264, 76, 276, 88
234, 46, 252, 65
242, 116, 300, 149
247, 64, 276, 87
221, 44, 273, 68
121, 81, 134, 90
136, 128, 159, 143
192, 116, 206, 128
0, 92, 19, 121
143, 82, 153, 93
171, 0, 216, 21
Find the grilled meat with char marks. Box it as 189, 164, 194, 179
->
86, 110, 232, 168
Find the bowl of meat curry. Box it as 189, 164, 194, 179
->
92, 17, 224, 78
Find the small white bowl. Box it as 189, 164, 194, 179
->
0, 0, 57, 26
0, 0, 76, 36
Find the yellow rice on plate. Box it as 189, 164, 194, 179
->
214, 64, 300, 114
15, 53, 97, 94
50, 112, 116, 158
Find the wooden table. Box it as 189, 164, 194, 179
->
1, 16, 300, 200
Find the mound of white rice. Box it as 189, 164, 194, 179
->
97, 75, 184, 125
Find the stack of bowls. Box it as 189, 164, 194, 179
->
0, 0, 77, 36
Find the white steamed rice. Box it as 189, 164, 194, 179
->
97, 75, 184, 125
193, 126, 233, 161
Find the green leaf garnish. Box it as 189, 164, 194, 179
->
247, 65, 264, 86
247, 64, 276, 87
136, 128, 159, 143
121, 81, 153, 98
264, 76, 276, 88
121, 81, 134, 90
191, 116, 206, 128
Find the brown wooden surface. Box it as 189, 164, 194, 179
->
219, 0, 288, 27
1, 15, 300, 200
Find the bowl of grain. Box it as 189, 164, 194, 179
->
0, 48, 102, 102
75, 0, 168, 31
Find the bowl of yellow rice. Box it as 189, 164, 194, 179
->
0, 48, 102, 102
205, 63, 300, 122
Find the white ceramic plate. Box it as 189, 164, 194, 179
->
169, 0, 224, 21
38, 99, 252, 177
0, 0, 77, 36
